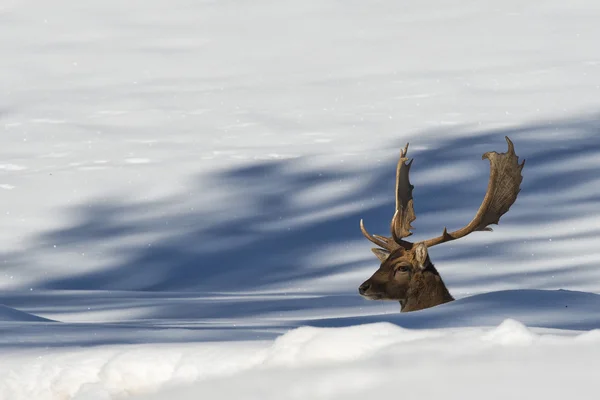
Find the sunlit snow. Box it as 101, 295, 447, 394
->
1, 0, 600, 399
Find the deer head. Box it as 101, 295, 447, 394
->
359, 137, 525, 312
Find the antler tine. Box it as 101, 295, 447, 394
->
422, 136, 525, 248
390, 143, 416, 243
360, 219, 398, 251
358, 142, 416, 253
400, 142, 409, 158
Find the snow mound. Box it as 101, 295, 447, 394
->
265, 322, 442, 366
576, 329, 600, 343
4, 320, 600, 400
481, 318, 537, 346
132, 320, 600, 400
0, 304, 55, 322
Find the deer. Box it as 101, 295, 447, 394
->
358, 136, 525, 312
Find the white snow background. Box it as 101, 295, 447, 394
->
1, 0, 600, 399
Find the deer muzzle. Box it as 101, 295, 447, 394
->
358, 280, 383, 300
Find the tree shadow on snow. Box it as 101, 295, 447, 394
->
1, 113, 600, 330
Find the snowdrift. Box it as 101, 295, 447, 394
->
310, 289, 600, 331
0, 304, 55, 323
2, 289, 600, 349
2, 318, 600, 400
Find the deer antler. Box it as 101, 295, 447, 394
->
391, 143, 416, 242
422, 136, 525, 248
360, 143, 415, 251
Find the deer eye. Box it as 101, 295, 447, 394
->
395, 265, 411, 274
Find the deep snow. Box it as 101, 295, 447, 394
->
1, 0, 600, 399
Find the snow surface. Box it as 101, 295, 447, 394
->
1, 0, 600, 399
4, 319, 600, 400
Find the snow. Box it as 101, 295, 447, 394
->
1, 0, 600, 398
0, 304, 55, 322
3, 320, 600, 400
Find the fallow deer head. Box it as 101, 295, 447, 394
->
358, 137, 525, 312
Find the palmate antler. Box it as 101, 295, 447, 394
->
360, 136, 524, 253
422, 136, 525, 247
360, 143, 415, 252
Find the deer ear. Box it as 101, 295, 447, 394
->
371, 248, 390, 262
414, 243, 429, 270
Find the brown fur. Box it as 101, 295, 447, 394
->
401, 265, 454, 312
359, 245, 454, 312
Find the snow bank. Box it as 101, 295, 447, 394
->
1, 289, 599, 349
135, 321, 600, 400
0, 304, 54, 322
2, 320, 598, 400
310, 289, 600, 331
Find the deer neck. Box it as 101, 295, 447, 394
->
400, 265, 454, 312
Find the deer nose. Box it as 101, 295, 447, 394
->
359, 282, 371, 295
